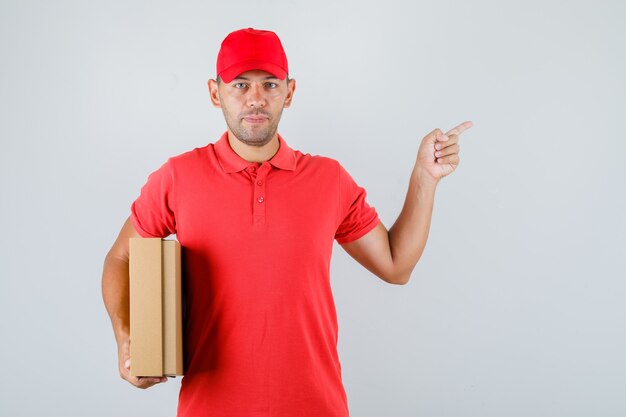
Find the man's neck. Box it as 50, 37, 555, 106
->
227, 131, 280, 163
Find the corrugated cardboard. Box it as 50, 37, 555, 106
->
162, 240, 183, 375
129, 238, 184, 377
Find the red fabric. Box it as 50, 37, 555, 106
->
130, 132, 380, 417
217, 28, 288, 83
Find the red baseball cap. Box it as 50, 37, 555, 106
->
216, 28, 289, 83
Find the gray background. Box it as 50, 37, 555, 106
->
1, 0, 625, 416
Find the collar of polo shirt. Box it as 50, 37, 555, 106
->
214, 131, 297, 173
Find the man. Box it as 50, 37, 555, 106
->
102, 27, 472, 416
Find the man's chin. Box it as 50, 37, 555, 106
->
235, 133, 274, 147
232, 126, 277, 146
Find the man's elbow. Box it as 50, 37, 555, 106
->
386, 271, 411, 285
387, 263, 418, 285
395, 275, 411, 285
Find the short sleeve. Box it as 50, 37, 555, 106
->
130, 159, 177, 238
334, 163, 380, 244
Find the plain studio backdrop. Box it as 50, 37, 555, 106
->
1, 1, 625, 416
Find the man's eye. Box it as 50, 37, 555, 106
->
234, 83, 247, 89
266, 82, 278, 89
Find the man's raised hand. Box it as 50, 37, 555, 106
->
413, 120, 474, 184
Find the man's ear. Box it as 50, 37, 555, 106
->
208, 79, 221, 108
283, 78, 296, 108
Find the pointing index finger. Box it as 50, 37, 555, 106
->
445, 121, 474, 137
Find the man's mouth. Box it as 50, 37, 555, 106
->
243, 115, 269, 124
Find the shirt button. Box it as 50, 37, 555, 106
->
257, 180, 263, 186
257, 196, 264, 203
251, 166, 256, 171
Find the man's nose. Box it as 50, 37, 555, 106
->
246, 84, 266, 108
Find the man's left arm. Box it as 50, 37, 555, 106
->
341, 121, 474, 285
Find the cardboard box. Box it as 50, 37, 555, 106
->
129, 238, 184, 377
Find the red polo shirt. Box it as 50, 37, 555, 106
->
130, 131, 380, 417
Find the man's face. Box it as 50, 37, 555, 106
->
209, 69, 296, 147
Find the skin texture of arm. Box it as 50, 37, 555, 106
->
101, 216, 168, 388
340, 122, 473, 285
340, 177, 437, 285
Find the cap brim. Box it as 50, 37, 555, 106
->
219, 60, 287, 83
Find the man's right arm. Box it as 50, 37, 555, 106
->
101, 216, 168, 388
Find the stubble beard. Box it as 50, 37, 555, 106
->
223, 108, 284, 147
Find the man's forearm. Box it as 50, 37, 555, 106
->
102, 254, 131, 345
388, 173, 438, 283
